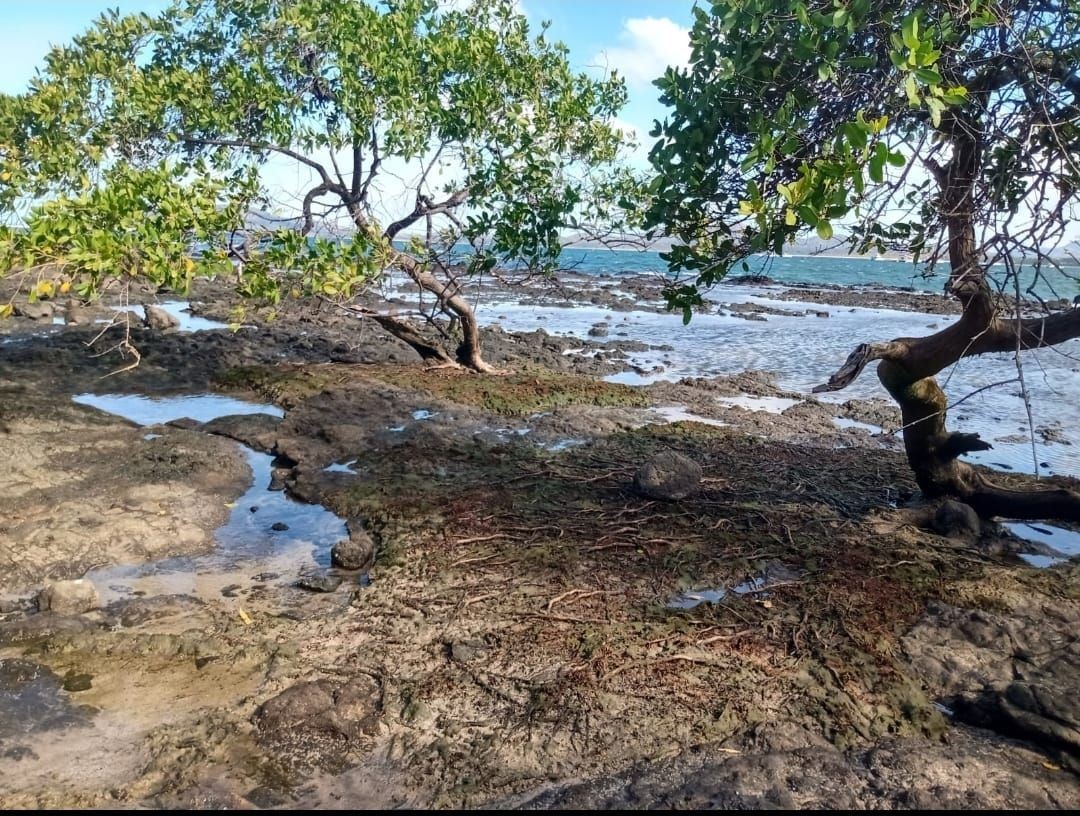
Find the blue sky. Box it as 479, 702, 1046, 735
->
0, 0, 694, 147
1, 1, 695, 222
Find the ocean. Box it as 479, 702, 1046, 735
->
444, 248, 1080, 480
549, 248, 1080, 302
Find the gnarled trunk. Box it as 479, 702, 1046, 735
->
397, 256, 497, 373
346, 203, 496, 373
817, 116, 1080, 522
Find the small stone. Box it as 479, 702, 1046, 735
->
270, 522, 289, 532
143, 304, 180, 331
38, 579, 100, 615
450, 640, 488, 664
633, 450, 703, 501
63, 301, 91, 325
295, 573, 342, 593
331, 526, 376, 571
588, 323, 609, 338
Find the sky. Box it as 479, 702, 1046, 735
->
0, 0, 693, 153
0, 0, 695, 225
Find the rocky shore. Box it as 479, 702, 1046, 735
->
1, 273, 1078, 808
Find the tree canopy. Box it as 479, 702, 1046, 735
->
647, 0, 1080, 311
0, 0, 637, 369
648, 0, 1080, 521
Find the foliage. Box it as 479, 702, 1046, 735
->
646, 0, 1080, 314
0, 0, 637, 307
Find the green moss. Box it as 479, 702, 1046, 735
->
216, 362, 648, 416
365, 364, 649, 415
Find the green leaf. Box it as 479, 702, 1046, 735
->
901, 13, 920, 50
869, 154, 885, 183
816, 221, 834, 240
905, 74, 920, 105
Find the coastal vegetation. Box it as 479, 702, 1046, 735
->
646, 0, 1080, 521
0, 0, 638, 371
1, 0, 1080, 807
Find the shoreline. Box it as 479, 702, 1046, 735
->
1, 273, 1079, 808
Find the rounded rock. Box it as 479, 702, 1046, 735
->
37, 579, 100, 615
633, 450, 703, 501
143, 304, 180, 331
331, 527, 376, 571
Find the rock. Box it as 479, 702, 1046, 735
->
166, 417, 202, 430
903, 601, 1080, 768
14, 301, 54, 320
255, 675, 380, 739
37, 579, 100, 614
931, 500, 981, 540
143, 304, 180, 331
201, 413, 283, 452
295, 573, 342, 593
269, 467, 291, 491
0, 614, 94, 647
331, 526, 376, 571
63, 300, 91, 325
450, 639, 489, 664
271, 522, 290, 532
588, 323, 609, 338
633, 450, 703, 501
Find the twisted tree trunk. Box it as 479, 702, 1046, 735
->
816, 118, 1080, 522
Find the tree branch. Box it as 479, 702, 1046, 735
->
383, 189, 469, 241
178, 134, 346, 195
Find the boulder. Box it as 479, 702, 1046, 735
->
588, 323, 609, 338
37, 579, 100, 615
254, 675, 380, 738
331, 526, 376, 571
143, 304, 180, 331
14, 301, 54, 321
633, 450, 703, 501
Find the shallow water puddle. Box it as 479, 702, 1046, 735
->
668, 564, 802, 610
541, 438, 588, 452
652, 405, 730, 428
833, 417, 884, 434
1006, 522, 1080, 568
0, 659, 93, 746
71, 394, 348, 604
73, 392, 283, 424
715, 394, 803, 414
110, 300, 228, 332
324, 459, 358, 474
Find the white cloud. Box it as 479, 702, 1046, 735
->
593, 17, 691, 88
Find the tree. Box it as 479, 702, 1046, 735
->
646, 0, 1080, 522
0, 0, 634, 371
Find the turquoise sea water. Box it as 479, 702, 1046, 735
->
549, 248, 1080, 301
